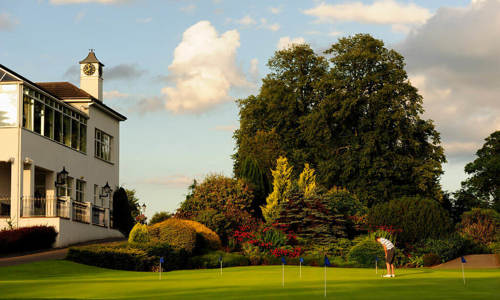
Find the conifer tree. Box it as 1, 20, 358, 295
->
298, 163, 317, 198
261, 156, 293, 223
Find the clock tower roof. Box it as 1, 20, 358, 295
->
79, 49, 104, 66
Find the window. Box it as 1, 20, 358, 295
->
44, 107, 54, 139
21, 86, 88, 153
57, 177, 73, 198
95, 129, 112, 162
0, 84, 19, 127
76, 180, 85, 202
94, 184, 99, 206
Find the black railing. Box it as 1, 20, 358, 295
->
21, 196, 69, 218
72, 201, 90, 223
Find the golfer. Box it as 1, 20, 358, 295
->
375, 236, 395, 278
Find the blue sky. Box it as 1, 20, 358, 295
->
2, 0, 498, 217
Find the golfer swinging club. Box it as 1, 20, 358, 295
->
375, 236, 395, 278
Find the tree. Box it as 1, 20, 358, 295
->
149, 211, 172, 226
112, 187, 135, 236
458, 131, 500, 211
236, 156, 271, 218
176, 174, 255, 245
125, 188, 140, 219
261, 157, 293, 223
298, 163, 317, 198
233, 35, 446, 206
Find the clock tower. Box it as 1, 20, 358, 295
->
79, 49, 104, 101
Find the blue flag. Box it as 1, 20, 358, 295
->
461, 256, 467, 263
299, 257, 304, 263
375, 256, 379, 262
160, 257, 164, 264
219, 255, 223, 263
324, 255, 331, 267
281, 257, 286, 265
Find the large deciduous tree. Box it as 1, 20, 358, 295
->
456, 131, 500, 212
234, 34, 446, 206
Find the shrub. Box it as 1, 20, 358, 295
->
128, 223, 150, 245
0, 226, 58, 254
189, 251, 250, 269
181, 219, 222, 251
423, 253, 441, 267
149, 211, 172, 226
419, 233, 488, 262
368, 196, 453, 246
347, 239, 385, 267
149, 219, 197, 253
66, 243, 155, 271
457, 208, 500, 245
149, 218, 222, 253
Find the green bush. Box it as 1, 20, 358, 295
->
128, 223, 150, 245
66, 243, 155, 271
368, 196, 453, 246
423, 253, 441, 267
0, 226, 58, 255
149, 211, 172, 226
347, 239, 385, 267
457, 208, 500, 245
189, 251, 250, 268
149, 219, 198, 253
420, 233, 488, 262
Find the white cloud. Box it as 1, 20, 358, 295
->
162, 21, 250, 113
0, 13, 19, 31
103, 90, 129, 99
180, 4, 196, 13
328, 30, 342, 37
50, 0, 128, 4
277, 36, 306, 50
249, 58, 259, 79
136, 17, 152, 23
237, 15, 257, 26
74, 10, 86, 23
303, 0, 431, 28
140, 174, 193, 188
259, 18, 280, 31
269, 6, 282, 14
398, 0, 500, 163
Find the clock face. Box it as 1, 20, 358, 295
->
83, 63, 96, 76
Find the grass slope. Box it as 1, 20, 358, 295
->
0, 260, 499, 299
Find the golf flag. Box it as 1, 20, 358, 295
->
281, 257, 286, 287
219, 255, 223, 276
281, 257, 287, 265
461, 256, 466, 285
375, 256, 378, 274
299, 257, 303, 279
324, 255, 331, 267
375, 256, 379, 262
300, 257, 304, 263
160, 257, 164, 264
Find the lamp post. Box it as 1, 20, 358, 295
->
141, 203, 147, 224
55, 167, 69, 218
99, 182, 112, 207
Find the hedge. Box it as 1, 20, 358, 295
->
347, 239, 385, 267
189, 251, 250, 269
0, 226, 58, 255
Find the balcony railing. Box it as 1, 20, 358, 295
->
21, 197, 69, 218
72, 200, 91, 224
92, 206, 106, 227
0, 197, 10, 217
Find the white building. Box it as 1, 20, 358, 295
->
0, 51, 126, 247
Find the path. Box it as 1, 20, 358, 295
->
432, 254, 500, 269
0, 238, 125, 267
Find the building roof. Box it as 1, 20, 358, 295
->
79, 50, 104, 66
37, 82, 94, 99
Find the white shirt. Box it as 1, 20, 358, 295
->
379, 238, 394, 250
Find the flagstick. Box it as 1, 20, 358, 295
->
299, 261, 302, 279
220, 260, 223, 276
159, 261, 162, 280
324, 265, 327, 298
376, 260, 378, 275
461, 263, 465, 285
282, 263, 285, 288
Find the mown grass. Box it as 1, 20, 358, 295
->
0, 260, 499, 299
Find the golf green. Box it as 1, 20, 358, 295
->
0, 260, 499, 299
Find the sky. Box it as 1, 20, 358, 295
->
1, 0, 499, 217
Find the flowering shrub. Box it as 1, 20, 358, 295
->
233, 223, 302, 258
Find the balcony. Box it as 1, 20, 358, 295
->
92, 206, 106, 227
21, 197, 69, 218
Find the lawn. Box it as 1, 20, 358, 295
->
0, 260, 499, 299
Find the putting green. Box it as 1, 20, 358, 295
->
0, 260, 499, 299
